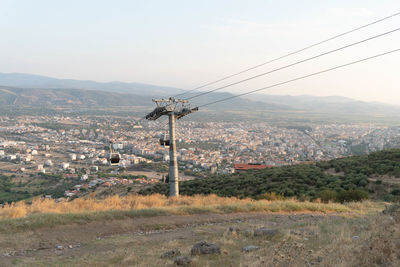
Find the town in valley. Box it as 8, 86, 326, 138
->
1, 113, 399, 202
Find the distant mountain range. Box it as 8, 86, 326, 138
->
0, 73, 286, 111
244, 94, 400, 114
1, 72, 400, 120
0, 72, 183, 96
0, 86, 151, 107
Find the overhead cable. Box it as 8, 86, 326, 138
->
187, 27, 400, 100
172, 11, 400, 98
198, 48, 400, 107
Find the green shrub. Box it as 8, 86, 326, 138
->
318, 189, 338, 203
140, 149, 400, 202
336, 189, 369, 203
390, 189, 400, 196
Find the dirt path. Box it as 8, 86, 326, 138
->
0, 213, 290, 251
0, 212, 327, 266
1, 209, 398, 266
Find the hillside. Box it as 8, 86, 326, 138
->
0, 85, 274, 112
0, 198, 396, 266
245, 94, 400, 114
0, 86, 151, 107
2, 73, 400, 124
0, 72, 183, 96
2, 72, 400, 114
141, 149, 400, 202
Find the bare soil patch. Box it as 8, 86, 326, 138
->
0, 212, 327, 266
0, 204, 397, 266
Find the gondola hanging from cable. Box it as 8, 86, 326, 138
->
109, 143, 121, 166
159, 133, 170, 147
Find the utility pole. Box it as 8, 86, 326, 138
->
145, 98, 198, 197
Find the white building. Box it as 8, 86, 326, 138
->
113, 143, 123, 150
7, 155, 17, 161
61, 162, 70, 170
119, 160, 130, 168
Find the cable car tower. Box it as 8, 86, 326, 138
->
145, 98, 198, 197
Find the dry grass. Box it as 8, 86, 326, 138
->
317, 205, 400, 266
0, 194, 367, 220
0, 194, 248, 219
33, 204, 392, 267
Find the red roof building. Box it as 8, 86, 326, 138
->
103, 182, 113, 187
234, 163, 268, 172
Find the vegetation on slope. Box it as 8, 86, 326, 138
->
0, 194, 383, 234
0, 175, 31, 203
0, 173, 82, 204
140, 149, 400, 202
0, 194, 351, 220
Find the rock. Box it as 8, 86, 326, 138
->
244, 229, 253, 237
228, 227, 240, 235
190, 241, 221, 255
68, 245, 73, 249
161, 249, 181, 259
254, 228, 278, 237
3, 251, 16, 257
174, 256, 191, 266
242, 245, 260, 253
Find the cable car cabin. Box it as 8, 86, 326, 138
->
109, 152, 121, 166
160, 133, 170, 147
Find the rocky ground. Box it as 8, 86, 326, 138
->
0, 205, 399, 266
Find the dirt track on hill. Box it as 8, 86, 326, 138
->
0, 212, 327, 266
1, 209, 399, 266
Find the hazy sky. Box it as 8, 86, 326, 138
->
1, 0, 399, 104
